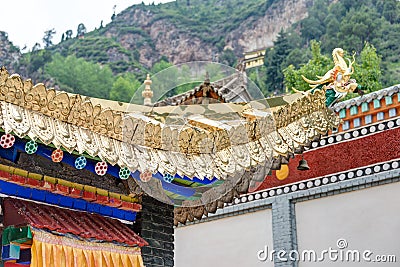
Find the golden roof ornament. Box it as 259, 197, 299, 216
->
0, 66, 342, 222
142, 74, 153, 106
300, 47, 363, 107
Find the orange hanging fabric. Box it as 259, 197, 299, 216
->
30, 230, 144, 267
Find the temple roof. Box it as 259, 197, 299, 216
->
332, 84, 400, 111
0, 67, 338, 178
154, 71, 252, 106
0, 67, 340, 225
4, 198, 148, 247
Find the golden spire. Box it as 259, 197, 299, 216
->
142, 74, 153, 106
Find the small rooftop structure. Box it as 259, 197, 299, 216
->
142, 74, 153, 106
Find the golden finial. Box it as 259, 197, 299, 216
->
142, 74, 153, 106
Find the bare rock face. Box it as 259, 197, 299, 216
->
149, 20, 215, 65
105, 0, 310, 67
227, 0, 311, 52
0, 31, 21, 73
3, 0, 311, 74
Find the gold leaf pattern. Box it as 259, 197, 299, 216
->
0, 68, 339, 182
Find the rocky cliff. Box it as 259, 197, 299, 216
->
100, 0, 312, 68
0, 31, 21, 73
5, 0, 313, 77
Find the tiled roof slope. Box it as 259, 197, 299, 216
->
3, 198, 148, 247
154, 71, 252, 106
333, 84, 399, 111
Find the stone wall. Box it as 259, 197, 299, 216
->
138, 195, 175, 267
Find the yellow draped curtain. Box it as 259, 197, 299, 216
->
30, 230, 144, 267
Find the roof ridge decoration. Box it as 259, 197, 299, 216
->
301, 48, 362, 107
0, 67, 335, 153
333, 84, 400, 111
0, 66, 339, 219
154, 71, 248, 106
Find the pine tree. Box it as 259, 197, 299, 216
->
43, 29, 56, 48
264, 29, 291, 94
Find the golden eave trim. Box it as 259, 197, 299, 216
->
0, 68, 335, 154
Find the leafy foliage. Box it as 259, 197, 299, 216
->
264, 30, 297, 94
219, 49, 237, 67
353, 42, 382, 94
283, 41, 332, 92
149, 59, 202, 99
136, 0, 279, 46
283, 41, 382, 96
45, 53, 114, 99
261, 0, 400, 96
76, 23, 87, 38
110, 73, 141, 102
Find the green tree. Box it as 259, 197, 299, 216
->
264, 29, 292, 94
282, 48, 311, 69
110, 73, 141, 102
300, 16, 325, 43
382, 0, 399, 24
300, 0, 329, 43
65, 30, 73, 40
284, 41, 383, 98
321, 13, 340, 53
336, 6, 384, 53
45, 54, 114, 98
283, 41, 332, 92
219, 49, 237, 67
151, 59, 172, 74
27, 49, 52, 74
77, 23, 87, 38
150, 59, 178, 99
353, 42, 382, 94
43, 29, 56, 48
248, 65, 268, 96
341, 0, 367, 10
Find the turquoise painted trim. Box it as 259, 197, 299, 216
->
339, 109, 346, 118
353, 118, 361, 128
373, 99, 381, 109
385, 96, 393, 105
350, 106, 358, 116
361, 102, 369, 112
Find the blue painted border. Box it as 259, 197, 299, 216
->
0, 179, 136, 221
1, 136, 220, 199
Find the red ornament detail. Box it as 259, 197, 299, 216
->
0, 134, 15, 149
139, 170, 152, 182
95, 161, 108, 176
51, 149, 64, 163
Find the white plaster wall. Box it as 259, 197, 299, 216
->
175, 209, 274, 267
296, 182, 400, 266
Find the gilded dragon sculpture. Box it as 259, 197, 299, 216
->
301, 48, 363, 107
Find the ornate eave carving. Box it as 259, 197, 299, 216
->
0, 68, 339, 179
0, 67, 340, 224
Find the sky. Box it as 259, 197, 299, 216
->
0, 0, 172, 50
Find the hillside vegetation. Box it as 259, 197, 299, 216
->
255, 0, 400, 96
1, 0, 399, 103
